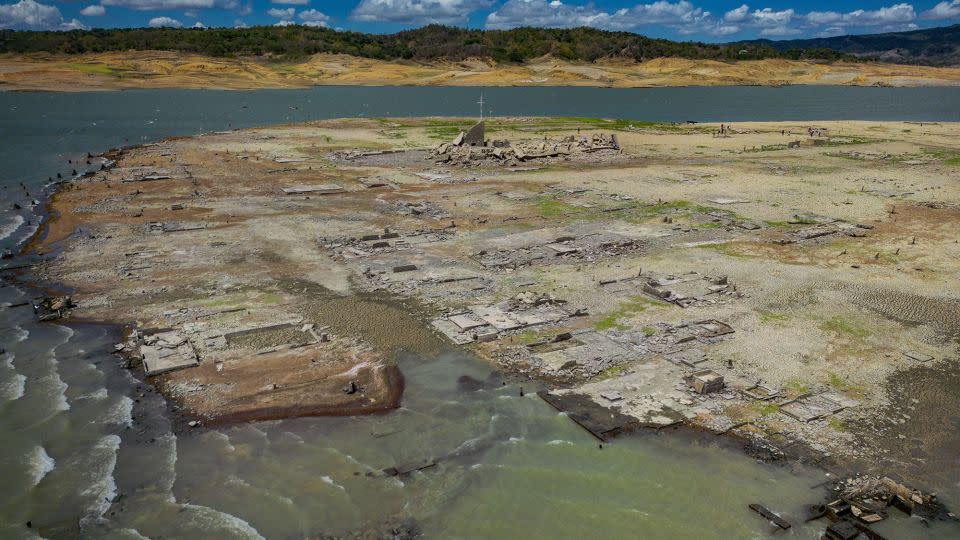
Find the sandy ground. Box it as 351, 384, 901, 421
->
31, 117, 960, 487
3, 51, 960, 91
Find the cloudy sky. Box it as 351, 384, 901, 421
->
1, 0, 959, 41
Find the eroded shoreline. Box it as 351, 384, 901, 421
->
4, 52, 960, 91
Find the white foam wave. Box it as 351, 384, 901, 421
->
79, 435, 121, 528
320, 476, 345, 491
0, 214, 24, 242
547, 439, 574, 446
205, 430, 235, 453
325, 447, 375, 473
38, 371, 70, 412
28, 445, 55, 486
113, 528, 150, 539
1, 373, 26, 401
180, 504, 266, 540
77, 388, 109, 400
105, 396, 134, 427
4, 326, 29, 344
153, 433, 178, 498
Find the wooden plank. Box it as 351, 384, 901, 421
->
749, 503, 792, 530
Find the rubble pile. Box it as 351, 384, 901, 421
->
432, 133, 622, 167
34, 295, 75, 321
805, 476, 957, 538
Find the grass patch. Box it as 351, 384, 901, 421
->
759, 311, 790, 324
67, 62, 118, 76
597, 363, 630, 380
533, 195, 581, 218
828, 417, 847, 432
819, 316, 870, 340
594, 296, 665, 331
827, 372, 864, 394
425, 125, 462, 140
785, 378, 810, 396
749, 402, 781, 416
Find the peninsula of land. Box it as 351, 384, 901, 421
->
29, 116, 960, 499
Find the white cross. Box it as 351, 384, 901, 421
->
477, 94, 484, 121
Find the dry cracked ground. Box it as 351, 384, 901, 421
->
33, 116, 960, 487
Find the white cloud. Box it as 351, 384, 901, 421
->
233, 18, 247, 27
271, 0, 308, 4
352, 0, 493, 24
486, 0, 717, 32
807, 3, 916, 28
816, 26, 846, 37
723, 4, 749, 23
267, 6, 293, 18
749, 7, 795, 27
101, 0, 239, 11
922, 0, 960, 20
148, 16, 182, 27
0, 0, 85, 30
79, 4, 105, 16
298, 8, 329, 27
273, 18, 295, 26
192, 20, 205, 27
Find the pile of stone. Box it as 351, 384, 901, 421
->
433, 132, 621, 167
34, 295, 75, 321
807, 475, 956, 539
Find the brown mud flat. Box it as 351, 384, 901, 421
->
160, 358, 405, 426
4, 51, 960, 91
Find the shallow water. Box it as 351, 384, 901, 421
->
2, 87, 959, 538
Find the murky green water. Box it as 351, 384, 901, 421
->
2, 88, 959, 538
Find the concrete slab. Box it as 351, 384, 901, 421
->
449, 313, 486, 331
282, 184, 345, 195
142, 330, 198, 376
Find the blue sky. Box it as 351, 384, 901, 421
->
2, 0, 960, 42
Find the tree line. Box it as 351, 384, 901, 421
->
0, 24, 853, 63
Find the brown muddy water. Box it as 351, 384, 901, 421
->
2, 89, 960, 538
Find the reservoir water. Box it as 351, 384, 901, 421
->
1, 86, 959, 538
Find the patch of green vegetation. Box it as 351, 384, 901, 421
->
819, 316, 870, 340
749, 402, 780, 416
759, 311, 789, 324
67, 62, 118, 76
828, 417, 847, 432
921, 147, 960, 166
785, 378, 810, 396
597, 363, 630, 380
533, 195, 581, 218
827, 372, 864, 394
641, 326, 657, 336
594, 296, 665, 331
425, 125, 462, 140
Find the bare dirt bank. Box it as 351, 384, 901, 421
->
3, 51, 960, 91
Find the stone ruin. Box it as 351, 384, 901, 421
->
434, 131, 622, 167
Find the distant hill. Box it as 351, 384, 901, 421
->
0, 24, 957, 66
0, 24, 847, 63
735, 24, 960, 67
